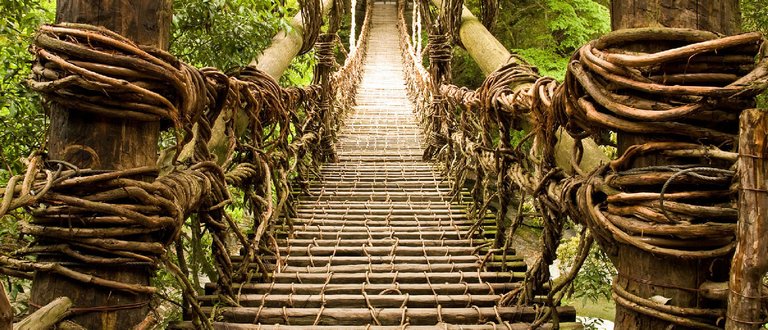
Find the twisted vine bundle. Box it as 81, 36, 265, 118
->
564, 28, 767, 147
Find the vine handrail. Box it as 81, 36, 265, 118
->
397, 0, 768, 327
0, 0, 374, 328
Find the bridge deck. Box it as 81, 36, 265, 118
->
171, 3, 578, 328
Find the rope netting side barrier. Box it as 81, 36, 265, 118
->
398, 0, 768, 327
0, 0, 373, 328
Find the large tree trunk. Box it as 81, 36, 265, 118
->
29, 1, 171, 328
610, 1, 741, 329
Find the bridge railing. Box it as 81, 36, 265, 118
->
0, 0, 373, 328
397, 0, 768, 328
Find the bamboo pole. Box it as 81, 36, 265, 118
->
429, 0, 607, 173
726, 108, 768, 329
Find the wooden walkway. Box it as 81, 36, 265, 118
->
172, 3, 577, 329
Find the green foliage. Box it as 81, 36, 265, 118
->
741, 0, 768, 108
451, 48, 484, 87
558, 234, 616, 329
0, 0, 45, 298
171, 0, 290, 69
453, 0, 609, 84
546, 0, 610, 55
557, 235, 616, 304
281, 53, 316, 86
512, 48, 570, 81
741, 0, 768, 32
0, 0, 54, 179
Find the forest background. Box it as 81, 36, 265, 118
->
1, 0, 766, 326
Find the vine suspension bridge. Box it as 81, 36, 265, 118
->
171, 3, 576, 328
0, 0, 767, 329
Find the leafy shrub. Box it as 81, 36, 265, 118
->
557, 234, 616, 304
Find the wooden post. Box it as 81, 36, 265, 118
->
726, 109, 768, 329
610, 1, 742, 328
29, 1, 171, 329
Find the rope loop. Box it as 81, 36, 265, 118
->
28, 23, 209, 138
298, 0, 323, 55
565, 27, 768, 147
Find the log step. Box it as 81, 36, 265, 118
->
270, 262, 487, 273
266, 271, 527, 284
300, 188, 454, 194
199, 294, 504, 308
262, 255, 525, 267
169, 323, 584, 330
198, 306, 577, 325
294, 201, 466, 209
302, 182, 452, 188
296, 194, 455, 202
204, 282, 522, 295
283, 225, 477, 232
282, 219, 493, 227
275, 245, 489, 256
292, 203, 464, 211
319, 163, 438, 169
282, 230, 484, 240
275, 238, 491, 247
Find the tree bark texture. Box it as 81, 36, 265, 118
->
610, 1, 741, 329
726, 109, 768, 329
30, 1, 171, 329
